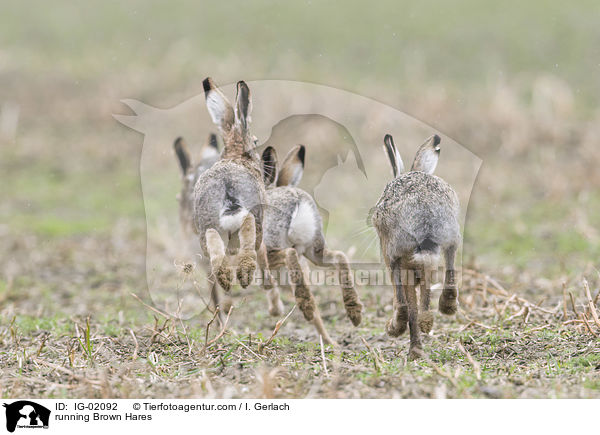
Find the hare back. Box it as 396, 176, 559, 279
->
194, 154, 220, 178
181, 156, 220, 222
373, 171, 460, 260
264, 187, 322, 253
193, 160, 265, 236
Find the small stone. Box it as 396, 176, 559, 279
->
480, 385, 502, 399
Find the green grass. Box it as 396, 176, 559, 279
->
1, 1, 600, 107
464, 191, 600, 273
2, 160, 144, 237
11, 314, 74, 336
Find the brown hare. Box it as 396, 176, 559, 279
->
173, 133, 231, 315
173, 133, 220, 239
372, 134, 460, 360
260, 145, 363, 344
193, 78, 272, 300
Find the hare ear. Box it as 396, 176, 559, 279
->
411, 134, 440, 174
261, 146, 279, 186
208, 133, 219, 150
383, 134, 404, 178
203, 77, 234, 133
199, 132, 220, 159
234, 81, 252, 130
173, 137, 192, 175
277, 145, 305, 187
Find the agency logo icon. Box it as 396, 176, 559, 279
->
115, 80, 481, 320
2, 401, 50, 433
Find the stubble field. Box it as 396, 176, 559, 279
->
1, 0, 599, 398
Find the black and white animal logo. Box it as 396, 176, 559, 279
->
3, 401, 50, 432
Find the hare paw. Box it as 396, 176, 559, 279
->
418, 310, 434, 333
439, 290, 458, 315
237, 251, 257, 288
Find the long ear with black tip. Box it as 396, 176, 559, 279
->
261, 146, 279, 186
411, 134, 440, 174
277, 144, 305, 187
203, 77, 234, 133
173, 137, 191, 175
383, 134, 404, 178
234, 81, 252, 131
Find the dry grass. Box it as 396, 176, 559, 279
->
1, 225, 599, 398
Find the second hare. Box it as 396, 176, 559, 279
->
372, 134, 460, 360
261, 145, 363, 344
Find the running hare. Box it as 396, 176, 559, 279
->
194, 78, 270, 294
260, 145, 363, 344
173, 133, 232, 313
372, 134, 460, 360
174, 133, 220, 237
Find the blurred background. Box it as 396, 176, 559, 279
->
1, 0, 599, 318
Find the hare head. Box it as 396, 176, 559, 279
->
203, 78, 260, 166
383, 133, 441, 178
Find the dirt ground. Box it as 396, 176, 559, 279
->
1, 226, 599, 398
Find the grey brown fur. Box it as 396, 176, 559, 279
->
372, 134, 460, 360
261, 145, 363, 344
193, 78, 267, 295
173, 133, 229, 316
174, 134, 219, 237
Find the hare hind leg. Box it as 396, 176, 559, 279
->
237, 214, 258, 288
307, 248, 363, 326
327, 249, 362, 326
258, 244, 284, 316
385, 258, 408, 337
208, 280, 232, 325
405, 275, 424, 360
439, 244, 458, 315
418, 265, 434, 334
286, 249, 335, 345
206, 229, 233, 292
